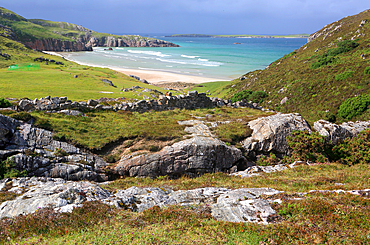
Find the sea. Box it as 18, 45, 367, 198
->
63, 35, 307, 80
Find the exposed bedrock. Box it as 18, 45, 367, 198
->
115, 120, 248, 178
0, 114, 108, 181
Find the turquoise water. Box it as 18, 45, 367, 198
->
64, 36, 307, 80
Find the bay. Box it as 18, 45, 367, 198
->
64, 35, 307, 80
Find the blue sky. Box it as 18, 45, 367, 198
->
1, 0, 369, 35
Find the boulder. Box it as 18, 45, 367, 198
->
18, 99, 35, 112
314, 120, 370, 144
115, 120, 246, 178
241, 113, 311, 159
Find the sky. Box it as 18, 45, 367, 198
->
1, 0, 369, 35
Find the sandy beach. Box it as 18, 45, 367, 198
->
43, 51, 224, 84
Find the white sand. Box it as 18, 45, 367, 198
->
43, 51, 224, 84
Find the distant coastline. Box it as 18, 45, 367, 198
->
166, 34, 309, 39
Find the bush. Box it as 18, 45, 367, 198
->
284, 130, 329, 164
54, 148, 68, 157
257, 153, 279, 166
230, 90, 268, 103
364, 66, 370, 75
249, 91, 268, 103
332, 129, 370, 165
0, 158, 26, 179
230, 90, 253, 103
338, 94, 370, 119
335, 70, 354, 81
0, 98, 11, 108
311, 40, 359, 69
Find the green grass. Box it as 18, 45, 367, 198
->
189, 81, 232, 98
9, 107, 270, 151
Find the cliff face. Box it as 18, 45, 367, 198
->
24, 35, 179, 52
86, 35, 179, 48
24, 39, 93, 52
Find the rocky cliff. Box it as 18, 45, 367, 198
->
0, 7, 179, 52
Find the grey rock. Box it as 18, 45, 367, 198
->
87, 99, 99, 107
18, 99, 35, 112
115, 120, 245, 178
280, 97, 288, 105
0, 177, 110, 219
242, 113, 311, 158
58, 110, 85, 116
314, 120, 370, 144
0, 114, 108, 181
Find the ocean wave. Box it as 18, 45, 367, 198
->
127, 50, 171, 57
181, 54, 199, 59
156, 58, 222, 67
198, 58, 208, 62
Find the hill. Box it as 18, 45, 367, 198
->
0, 7, 178, 51
225, 9, 370, 124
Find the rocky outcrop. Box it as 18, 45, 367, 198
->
24, 39, 93, 52
0, 177, 281, 224
24, 35, 178, 52
241, 113, 311, 160
115, 120, 247, 178
314, 120, 370, 144
0, 114, 108, 181
86, 35, 179, 48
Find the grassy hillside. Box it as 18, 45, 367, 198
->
0, 7, 165, 45
225, 9, 370, 124
0, 27, 168, 101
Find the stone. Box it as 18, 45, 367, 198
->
0, 178, 281, 224
314, 120, 370, 144
18, 99, 35, 112
0, 177, 110, 219
58, 110, 85, 116
280, 97, 288, 105
241, 113, 311, 159
115, 120, 246, 178
0, 114, 108, 181
87, 99, 99, 107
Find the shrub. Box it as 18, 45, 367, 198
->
332, 129, 370, 165
338, 94, 370, 119
0, 98, 11, 108
335, 70, 354, 81
364, 66, 370, 75
148, 145, 161, 152
257, 153, 279, 166
230, 90, 253, 103
230, 90, 268, 103
284, 130, 329, 164
249, 91, 268, 103
0, 158, 26, 179
311, 40, 359, 69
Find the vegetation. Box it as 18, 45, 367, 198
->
0, 107, 270, 151
230, 90, 268, 103
338, 94, 370, 119
0, 98, 11, 108
1, 163, 370, 244
0, 158, 26, 179
227, 10, 370, 124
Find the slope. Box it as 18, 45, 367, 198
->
226, 9, 370, 124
